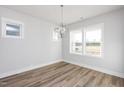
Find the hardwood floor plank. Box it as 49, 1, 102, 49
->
0, 62, 123, 87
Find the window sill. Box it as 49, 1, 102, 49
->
70, 52, 82, 55
83, 54, 103, 59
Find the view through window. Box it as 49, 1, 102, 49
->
84, 24, 103, 57
70, 30, 82, 55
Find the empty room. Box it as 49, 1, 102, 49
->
0, 5, 124, 87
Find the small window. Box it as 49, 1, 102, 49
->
53, 30, 59, 41
1, 17, 24, 39
70, 29, 82, 55
84, 23, 103, 57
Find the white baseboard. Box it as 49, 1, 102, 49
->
1, 59, 124, 79
63, 59, 124, 78
0, 59, 63, 79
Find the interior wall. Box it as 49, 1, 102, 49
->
0, 7, 62, 78
62, 8, 124, 75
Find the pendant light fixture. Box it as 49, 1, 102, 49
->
54, 5, 66, 38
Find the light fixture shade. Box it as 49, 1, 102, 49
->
54, 26, 60, 33
54, 26, 66, 33
60, 26, 66, 33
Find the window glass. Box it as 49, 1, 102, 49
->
6, 24, 20, 36
84, 24, 103, 57
70, 30, 82, 55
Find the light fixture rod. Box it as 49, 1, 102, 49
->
60, 5, 64, 26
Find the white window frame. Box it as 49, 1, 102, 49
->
83, 23, 104, 58
1, 17, 24, 39
70, 29, 83, 55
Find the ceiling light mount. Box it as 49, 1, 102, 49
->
61, 5, 63, 7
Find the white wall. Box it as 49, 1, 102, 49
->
0, 7, 62, 78
62, 8, 124, 77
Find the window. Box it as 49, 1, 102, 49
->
53, 30, 59, 41
1, 17, 24, 39
84, 23, 103, 57
70, 30, 82, 55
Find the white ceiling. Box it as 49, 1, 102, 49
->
2, 5, 124, 25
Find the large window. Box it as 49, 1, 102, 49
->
84, 23, 103, 57
70, 30, 82, 55
69, 23, 103, 57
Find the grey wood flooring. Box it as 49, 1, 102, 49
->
0, 62, 124, 87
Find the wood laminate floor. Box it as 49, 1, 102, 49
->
0, 62, 124, 87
